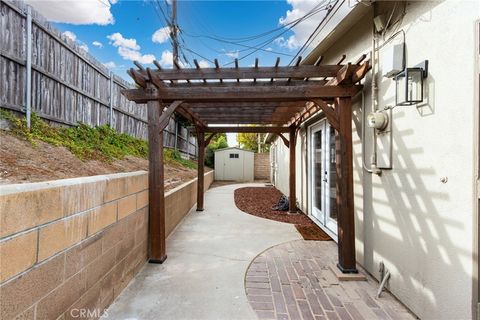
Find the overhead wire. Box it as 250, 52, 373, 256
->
183, 1, 330, 44
150, 0, 334, 68
288, 0, 340, 64
223, 0, 334, 65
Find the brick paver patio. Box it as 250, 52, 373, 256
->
245, 240, 416, 320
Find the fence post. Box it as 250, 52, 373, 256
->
174, 121, 178, 152
25, 6, 32, 129
186, 129, 189, 156
109, 72, 113, 127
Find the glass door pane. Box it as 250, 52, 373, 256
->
310, 121, 326, 224
313, 129, 323, 216
326, 125, 338, 232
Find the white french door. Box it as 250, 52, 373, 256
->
308, 119, 338, 238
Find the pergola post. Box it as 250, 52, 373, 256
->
196, 129, 205, 211
147, 93, 167, 264
289, 125, 297, 213
335, 97, 356, 273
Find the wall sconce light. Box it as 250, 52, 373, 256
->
395, 60, 428, 106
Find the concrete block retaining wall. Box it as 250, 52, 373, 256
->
0, 170, 214, 319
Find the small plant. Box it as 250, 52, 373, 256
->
164, 148, 197, 169
1, 110, 199, 169
0, 110, 142, 161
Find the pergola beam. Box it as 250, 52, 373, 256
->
184, 102, 282, 108
122, 85, 362, 103
204, 119, 288, 125
137, 64, 343, 81
161, 79, 328, 88
204, 126, 289, 133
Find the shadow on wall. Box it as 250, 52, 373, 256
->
353, 98, 468, 317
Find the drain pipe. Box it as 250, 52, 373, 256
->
362, 22, 381, 175
376, 261, 391, 298
377, 270, 391, 298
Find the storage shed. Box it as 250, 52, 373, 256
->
214, 147, 254, 182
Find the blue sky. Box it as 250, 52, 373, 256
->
26, 0, 330, 145
57, 1, 292, 74
27, 0, 330, 79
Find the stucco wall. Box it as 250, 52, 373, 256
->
0, 170, 214, 320
271, 1, 478, 319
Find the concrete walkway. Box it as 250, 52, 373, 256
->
104, 183, 302, 320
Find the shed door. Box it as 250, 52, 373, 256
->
224, 151, 244, 181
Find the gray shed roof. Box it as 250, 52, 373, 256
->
214, 147, 254, 153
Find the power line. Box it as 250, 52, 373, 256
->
178, 0, 332, 65
181, 29, 293, 57
179, 45, 214, 64
288, 0, 338, 64
183, 1, 330, 45
224, 1, 333, 65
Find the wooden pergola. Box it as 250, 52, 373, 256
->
122, 56, 370, 274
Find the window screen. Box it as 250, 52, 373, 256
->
229, 153, 239, 159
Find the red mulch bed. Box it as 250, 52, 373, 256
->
234, 187, 331, 241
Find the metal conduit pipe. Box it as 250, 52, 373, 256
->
362, 17, 382, 175
376, 269, 391, 298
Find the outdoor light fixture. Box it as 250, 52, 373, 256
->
395, 60, 428, 106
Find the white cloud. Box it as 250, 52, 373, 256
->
158, 50, 173, 67
62, 31, 76, 41
25, 0, 114, 25
159, 50, 173, 67
198, 60, 210, 68
92, 41, 103, 48
157, 50, 186, 68
224, 50, 239, 59
277, 0, 330, 50
103, 61, 117, 69
152, 26, 171, 44
107, 33, 140, 50
62, 31, 88, 52
265, 47, 273, 51
118, 47, 155, 64
108, 32, 155, 65
79, 43, 89, 52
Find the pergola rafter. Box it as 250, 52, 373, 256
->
122, 56, 371, 274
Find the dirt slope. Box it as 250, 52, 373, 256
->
0, 131, 199, 191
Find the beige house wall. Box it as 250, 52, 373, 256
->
270, 1, 479, 319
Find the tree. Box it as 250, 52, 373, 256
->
205, 133, 228, 168
237, 132, 269, 153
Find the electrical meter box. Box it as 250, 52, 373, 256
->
382, 43, 404, 78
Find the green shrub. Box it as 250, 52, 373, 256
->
0, 110, 148, 162
0, 111, 197, 169
164, 148, 197, 169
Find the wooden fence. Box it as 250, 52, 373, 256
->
0, 0, 197, 157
